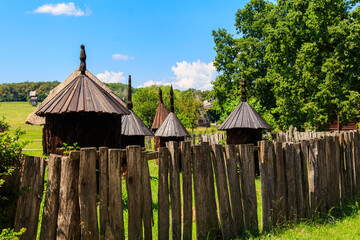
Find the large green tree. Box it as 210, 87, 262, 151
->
213, 0, 360, 130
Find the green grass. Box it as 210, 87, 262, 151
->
2, 102, 360, 239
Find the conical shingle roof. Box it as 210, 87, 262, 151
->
154, 112, 190, 137
151, 88, 169, 131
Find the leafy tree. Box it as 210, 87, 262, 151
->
212, 0, 360, 131
177, 89, 202, 132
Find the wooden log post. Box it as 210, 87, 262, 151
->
300, 140, 310, 218
354, 131, 360, 194
331, 136, 341, 207
308, 139, 319, 217
350, 131, 358, 195
126, 146, 143, 240
79, 148, 99, 240
142, 151, 153, 240
294, 143, 305, 219
225, 145, 244, 236
167, 141, 181, 240
181, 142, 193, 240
14, 155, 46, 240
40, 154, 62, 240
99, 147, 110, 239
238, 144, 258, 234
344, 132, 354, 200
108, 149, 125, 240
259, 141, 275, 232
57, 152, 81, 240
211, 144, 233, 239
158, 147, 170, 239
193, 144, 221, 240
273, 142, 287, 225
283, 142, 298, 221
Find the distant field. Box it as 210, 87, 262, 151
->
0, 102, 43, 156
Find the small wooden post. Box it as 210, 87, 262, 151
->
167, 141, 181, 240
158, 147, 170, 239
40, 155, 61, 240
126, 145, 143, 240
14, 155, 46, 240
193, 144, 221, 240
225, 145, 244, 235
294, 143, 304, 219
259, 141, 275, 232
308, 139, 318, 216
181, 142, 193, 240
283, 142, 297, 221
344, 132, 354, 200
354, 131, 360, 193
108, 149, 125, 240
57, 152, 80, 240
300, 140, 310, 218
79, 148, 99, 240
274, 142, 286, 225
211, 144, 233, 239
99, 147, 109, 239
142, 151, 153, 240
238, 144, 258, 234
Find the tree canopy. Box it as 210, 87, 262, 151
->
212, 0, 360, 131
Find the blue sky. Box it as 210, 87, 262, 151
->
0, 1, 246, 90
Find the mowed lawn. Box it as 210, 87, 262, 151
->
1, 101, 360, 239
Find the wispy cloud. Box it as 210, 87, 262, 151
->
112, 54, 135, 61
97, 71, 126, 83
33, 2, 91, 16
138, 80, 171, 88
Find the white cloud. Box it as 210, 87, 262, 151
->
171, 60, 217, 90
138, 80, 171, 88
33, 2, 91, 16
96, 71, 126, 83
112, 54, 135, 61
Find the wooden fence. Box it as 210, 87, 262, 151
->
7, 130, 360, 239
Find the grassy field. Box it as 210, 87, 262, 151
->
2, 102, 360, 239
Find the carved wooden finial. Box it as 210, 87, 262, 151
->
79, 45, 86, 75
126, 75, 133, 110
159, 87, 163, 103
241, 78, 247, 102
170, 85, 174, 113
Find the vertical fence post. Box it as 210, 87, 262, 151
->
158, 147, 170, 239
99, 147, 109, 239
274, 142, 286, 225
142, 151, 153, 240
259, 141, 275, 232
283, 142, 298, 221
181, 141, 193, 240
79, 148, 99, 240
14, 155, 46, 240
354, 131, 360, 193
126, 145, 143, 240
57, 152, 80, 240
108, 149, 125, 240
238, 144, 258, 234
225, 145, 244, 236
300, 140, 310, 218
294, 143, 305, 219
40, 154, 61, 240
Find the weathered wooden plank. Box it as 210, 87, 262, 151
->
225, 145, 244, 236
14, 155, 45, 240
344, 132, 354, 200
350, 131, 358, 195
126, 145, 143, 240
211, 144, 233, 239
108, 149, 125, 240
146, 151, 158, 160
99, 147, 110, 239
317, 138, 327, 214
40, 154, 61, 240
274, 142, 286, 225
142, 152, 153, 240
294, 143, 304, 219
259, 141, 275, 232
79, 148, 99, 240
308, 139, 318, 216
193, 144, 221, 240
158, 147, 170, 239
167, 141, 181, 240
331, 136, 341, 207
300, 140, 310, 218
283, 142, 297, 221
181, 142, 192, 240
354, 131, 360, 194
57, 153, 80, 240
238, 144, 258, 234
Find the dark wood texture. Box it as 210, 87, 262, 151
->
181, 141, 193, 240
308, 139, 318, 216
57, 153, 80, 240
40, 155, 61, 240
226, 128, 262, 145
211, 144, 233, 239
167, 141, 181, 240
238, 144, 258, 234
283, 143, 297, 221
141, 152, 153, 240
300, 140, 310, 218
121, 110, 153, 136
126, 146, 143, 240
99, 147, 109, 239
225, 145, 244, 236
14, 155, 45, 240
158, 147, 170, 239
79, 148, 98, 240
274, 142, 286, 225
108, 149, 125, 240
294, 143, 304, 218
